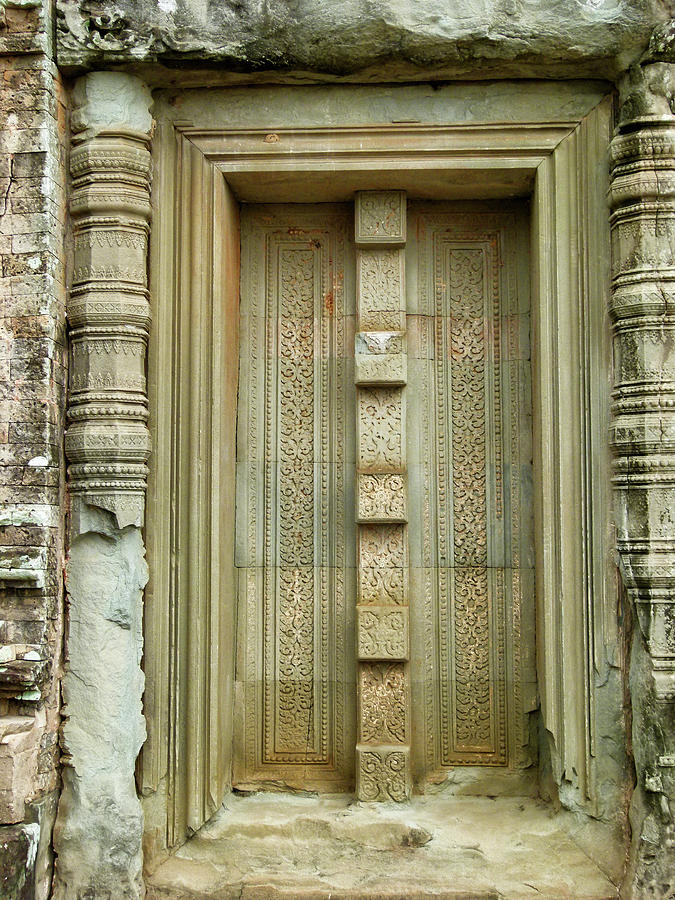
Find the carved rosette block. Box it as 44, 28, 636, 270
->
356, 746, 411, 802
355, 192, 411, 800
66, 127, 152, 527
355, 191, 406, 247
357, 607, 409, 659
609, 106, 675, 704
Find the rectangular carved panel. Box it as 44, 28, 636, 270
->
358, 662, 409, 744
358, 524, 407, 606
356, 249, 405, 330
357, 606, 409, 660
355, 191, 407, 246
357, 388, 405, 471
409, 204, 534, 774
234, 205, 354, 790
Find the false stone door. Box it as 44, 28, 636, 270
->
233, 195, 535, 798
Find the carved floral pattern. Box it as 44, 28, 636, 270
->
358, 473, 406, 522
358, 388, 403, 470
360, 663, 407, 744
358, 607, 408, 659
358, 749, 409, 802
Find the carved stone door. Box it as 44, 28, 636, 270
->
233, 197, 535, 796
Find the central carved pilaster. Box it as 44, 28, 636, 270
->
354, 191, 411, 801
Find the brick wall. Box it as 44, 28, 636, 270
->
0, 0, 66, 897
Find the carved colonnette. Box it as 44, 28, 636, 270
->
54, 72, 153, 900
66, 124, 152, 527
609, 60, 675, 888
354, 191, 411, 801
610, 78, 675, 707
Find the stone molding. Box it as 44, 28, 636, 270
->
66, 76, 153, 528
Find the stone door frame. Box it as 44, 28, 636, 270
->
141, 94, 616, 851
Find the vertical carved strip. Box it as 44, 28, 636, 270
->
66, 125, 152, 527
355, 191, 411, 801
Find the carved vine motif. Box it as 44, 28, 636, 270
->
271, 245, 318, 756
358, 608, 407, 659
448, 248, 489, 567
453, 568, 492, 748
276, 568, 316, 753
357, 249, 404, 330
360, 663, 407, 743
358, 473, 406, 521
358, 525, 406, 605
358, 750, 408, 802
358, 388, 403, 470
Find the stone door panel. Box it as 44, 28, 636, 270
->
234, 205, 356, 791
407, 203, 535, 778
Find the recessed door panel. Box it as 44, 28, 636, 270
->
407, 203, 535, 780
233, 200, 535, 793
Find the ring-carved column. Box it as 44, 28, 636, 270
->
354, 191, 411, 801
610, 59, 675, 892
66, 104, 152, 527
54, 73, 153, 900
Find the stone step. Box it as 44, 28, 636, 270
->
146, 793, 619, 900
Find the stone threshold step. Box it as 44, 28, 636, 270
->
146, 793, 619, 900
148, 883, 498, 900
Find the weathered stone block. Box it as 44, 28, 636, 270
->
0, 823, 38, 900
0, 712, 44, 823
355, 332, 406, 386
355, 190, 406, 246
